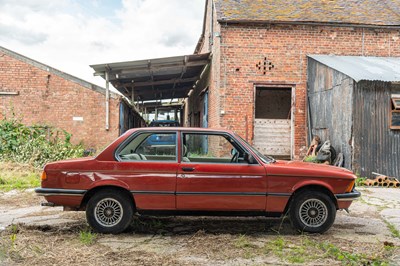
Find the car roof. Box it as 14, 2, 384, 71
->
125, 127, 235, 135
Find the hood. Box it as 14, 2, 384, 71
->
267, 160, 356, 179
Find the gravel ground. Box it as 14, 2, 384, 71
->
0, 187, 399, 265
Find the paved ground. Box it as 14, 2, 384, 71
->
1, 187, 399, 233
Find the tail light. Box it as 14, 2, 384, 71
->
41, 171, 47, 181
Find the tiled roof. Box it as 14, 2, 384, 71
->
215, 0, 400, 26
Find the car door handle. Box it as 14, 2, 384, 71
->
181, 167, 195, 172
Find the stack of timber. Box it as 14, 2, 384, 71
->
363, 172, 400, 188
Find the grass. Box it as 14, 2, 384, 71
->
79, 230, 97, 245
384, 220, 400, 239
356, 177, 367, 186
0, 161, 40, 191
261, 236, 392, 265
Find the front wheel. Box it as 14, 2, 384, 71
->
86, 190, 134, 234
290, 191, 336, 233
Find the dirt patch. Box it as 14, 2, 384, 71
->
1, 188, 400, 265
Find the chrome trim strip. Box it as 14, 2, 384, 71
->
177, 192, 266, 196
130, 190, 175, 195
267, 173, 344, 179
129, 191, 291, 197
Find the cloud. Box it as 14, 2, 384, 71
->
0, 0, 205, 87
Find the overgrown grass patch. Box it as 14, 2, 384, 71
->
262, 236, 394, 265
79, 230, 97, 246
0, 117, 85, 169
0, 162, 40, 191
384, 219, 400, 239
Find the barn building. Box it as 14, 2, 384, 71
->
88, 0, 400, 177
0, 46, 143, 149
188, 0, 400, 160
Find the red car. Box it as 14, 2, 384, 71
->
35, 128, 360, 234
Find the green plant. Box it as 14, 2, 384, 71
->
318, 242, 387, 265
79, 230, 97, 245
356, 177, 367, 186
234, 234, 255, 249
384, 220, 400, 239
0, 117, 84, 168
303, 155, 319, 163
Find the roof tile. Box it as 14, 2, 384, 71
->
215, 0, 400, 26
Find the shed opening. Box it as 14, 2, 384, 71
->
253, 87, 293, 159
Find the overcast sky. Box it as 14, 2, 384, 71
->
0, 0, 205, 87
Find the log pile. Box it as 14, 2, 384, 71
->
362, 173, 400, 188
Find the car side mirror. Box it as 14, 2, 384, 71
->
244, 152, 256, 164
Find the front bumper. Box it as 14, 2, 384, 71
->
335, 189, 361, 201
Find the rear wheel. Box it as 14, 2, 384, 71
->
86, 190, 134, 234
290, 190, 336, 233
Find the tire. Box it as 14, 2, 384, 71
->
289, 190, 336, 233
86, 190, 134, 234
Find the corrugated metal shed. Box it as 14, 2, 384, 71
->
309, 55, 400, 82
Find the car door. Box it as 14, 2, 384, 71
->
115, 130, 178, 210
176, 131, 267, 211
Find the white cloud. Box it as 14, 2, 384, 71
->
0, 0, 205, 87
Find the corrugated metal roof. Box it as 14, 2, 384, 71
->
215, 0, 400, 27
308, 55, 400, 82
90, 53, 210, 101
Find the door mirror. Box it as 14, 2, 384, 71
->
244, 152, 256, 164
230, 148, 237, 155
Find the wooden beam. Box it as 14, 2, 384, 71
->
116, 76, 199, 88
117, 60, 208, 75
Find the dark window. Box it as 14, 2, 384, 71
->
390, 95, 400, 129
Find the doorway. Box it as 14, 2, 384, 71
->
254, 86, 293, 159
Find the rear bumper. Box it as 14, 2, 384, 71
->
335, 189, 361, 201
35, 187, 87, 197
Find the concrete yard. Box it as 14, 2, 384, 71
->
1, 187, 399, 265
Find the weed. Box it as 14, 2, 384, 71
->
318, 242, 387, 265
356, 177, 367, 186
0, 117, 84, 168
234, 234, 255, 249
79, 230, 97, 246
0, 162, 40, 191
303, 155, 319, 163
383, 220, 400, 239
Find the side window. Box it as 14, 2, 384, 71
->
117, 132, 177, 161
182, 133, 244, 163
390, 94, 400, 129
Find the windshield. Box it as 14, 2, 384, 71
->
234, 133, 275, 163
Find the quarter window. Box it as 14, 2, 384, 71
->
117, 132, 177, 161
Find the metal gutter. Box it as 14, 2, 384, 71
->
217, 19, 400, 29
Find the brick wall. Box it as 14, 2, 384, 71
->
0, 50, 120, 149
196, 4, 400, 158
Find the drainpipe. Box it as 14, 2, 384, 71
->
105, 70, 110, 131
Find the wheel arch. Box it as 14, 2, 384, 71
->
284, 184, 338, 214
80, 185, 136, 211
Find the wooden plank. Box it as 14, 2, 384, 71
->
253, 118, 291, 156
